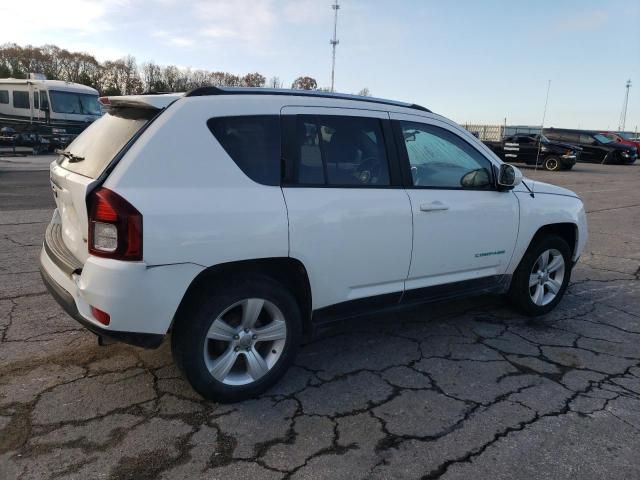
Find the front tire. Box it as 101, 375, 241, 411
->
172, 275, 302, 402
542, 156, 561, 171
508, 235, 572, 316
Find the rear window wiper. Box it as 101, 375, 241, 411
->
55, 149, 85, 163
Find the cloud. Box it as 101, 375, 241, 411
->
196, 0, 276, 43
152, 30, 194, 48
555, 10, 608, 32
0, 0, 129, 43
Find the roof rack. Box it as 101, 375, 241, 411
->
184, 86, 431, 113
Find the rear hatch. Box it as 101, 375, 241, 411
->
50, 101, 166, 264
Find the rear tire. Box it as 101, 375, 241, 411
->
172, 274, 302, 402
542, 156, 561, 171
508, 235, 572, 316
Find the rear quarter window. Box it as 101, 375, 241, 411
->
207, 116, 281, 186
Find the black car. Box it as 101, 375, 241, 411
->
484, 133, 578, 171
544, 128, 637, 164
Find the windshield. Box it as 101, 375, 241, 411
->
593, 133, 612, 144
539, 134, 550, 143
618, 132, 637, 140
49, 90, 101, 116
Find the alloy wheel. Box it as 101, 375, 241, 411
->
528, 248, 565, 306
203, 298, 287, 385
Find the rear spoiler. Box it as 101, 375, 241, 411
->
99, 93, 184, 110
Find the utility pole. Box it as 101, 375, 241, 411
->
619, 79, 632, 132
330, 0, 340, 92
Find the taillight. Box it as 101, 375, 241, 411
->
88, 188, 142, 261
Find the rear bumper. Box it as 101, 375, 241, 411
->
40, 263, 163, 348
39, 220, 203, 348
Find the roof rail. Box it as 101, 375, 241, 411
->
184, 86, 431, 113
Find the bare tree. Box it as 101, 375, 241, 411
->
243, 72, 266, 87
291, 76, 318, 90
0, 42, 283, 95
357, 87, 371, 97
268, 76, 283, 88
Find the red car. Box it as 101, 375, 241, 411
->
600, 132, 640, 151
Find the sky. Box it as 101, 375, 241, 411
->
1, 0, 639, 130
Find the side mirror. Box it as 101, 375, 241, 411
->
460, 168, 491, 188
497, 164, 523, 190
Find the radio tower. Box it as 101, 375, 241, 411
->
330, 0, 340, 92
618, 79, 632, 131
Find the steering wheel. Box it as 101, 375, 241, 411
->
356, 157, 383, 185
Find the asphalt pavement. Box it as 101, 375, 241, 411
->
1, 159, 639, 479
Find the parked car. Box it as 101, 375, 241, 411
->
544, 128, 637, 164
484, 133, 579, 171
40, 88, 588, 402
600, 131, 640, 152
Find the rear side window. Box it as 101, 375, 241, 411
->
286, 115, 390, 187
60, 108, 156, 178
13, 91, 30, 109
562, 133, 580, 143
0, 90, 8, 104
208, 116, 280, 186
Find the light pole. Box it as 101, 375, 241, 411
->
619, 79, 632, 132
330, 0, 340, 92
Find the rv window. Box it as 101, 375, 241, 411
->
49, 90, 101, 115
40, 91, 49, 110
0, 90, 8, 104
13, 91, 30, 109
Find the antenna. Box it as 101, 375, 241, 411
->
618, 79, 632, 132
330, 0, 340, 92
534, 80, 552, 179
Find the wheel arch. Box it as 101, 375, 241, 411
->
171, 257, 313, 337
529, 222, 578, 259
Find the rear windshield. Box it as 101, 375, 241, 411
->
60, 108, 156, 178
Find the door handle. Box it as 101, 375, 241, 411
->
420, 201, 449, 212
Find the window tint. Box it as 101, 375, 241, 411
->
580, 134, 595, 145
208, 115, 280, 186
563, 133, 580, 143
33, 91, 39, 109
400, 121, 492, 189
13, 91, 30, 109
0, 90, 8, 104
289, 115, 390, 187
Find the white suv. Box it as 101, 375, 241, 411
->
40, 88, 587, 401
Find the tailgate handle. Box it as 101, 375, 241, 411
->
420, 201, 449, 212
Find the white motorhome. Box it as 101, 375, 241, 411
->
0, 77, 101, 145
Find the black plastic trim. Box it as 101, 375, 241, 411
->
39, 262, 163, 349
44, 223, 83, 276
184, 86, 431, 113
312, 275, 509, 326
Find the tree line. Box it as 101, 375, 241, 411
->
0, 43, 370, 96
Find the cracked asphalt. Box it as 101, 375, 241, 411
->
1, 161, 639, 479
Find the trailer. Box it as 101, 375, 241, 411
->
0, 75, 102, 152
